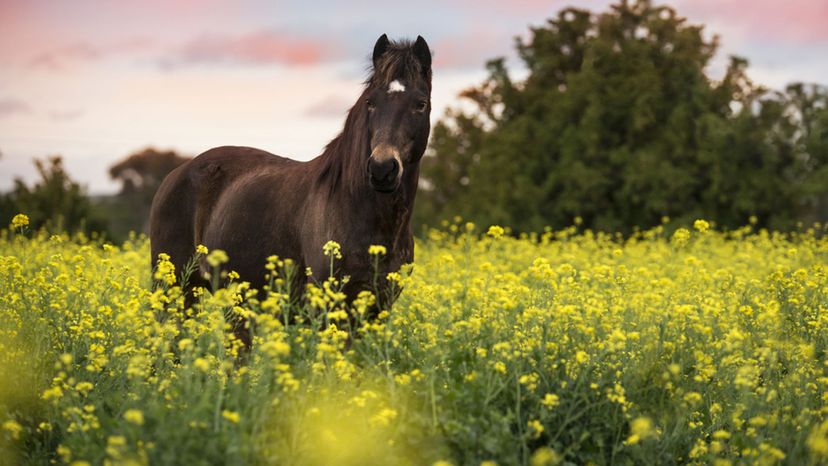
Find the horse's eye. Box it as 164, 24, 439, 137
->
415, 100, 428, 113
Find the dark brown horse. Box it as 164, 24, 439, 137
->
149, 34, 432, 314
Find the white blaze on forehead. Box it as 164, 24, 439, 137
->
387, 80, 406, 93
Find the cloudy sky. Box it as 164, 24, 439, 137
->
1, 0, 827, 194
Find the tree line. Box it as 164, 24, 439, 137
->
414, 0, 828, 233
0, 149, 189, 243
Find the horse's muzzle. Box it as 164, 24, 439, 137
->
368, 154, 401, 192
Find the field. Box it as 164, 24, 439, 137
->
2, 216, 828, 465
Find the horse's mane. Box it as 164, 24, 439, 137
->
317, 39, 431, 196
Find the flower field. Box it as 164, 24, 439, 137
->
3, 216, 828, 465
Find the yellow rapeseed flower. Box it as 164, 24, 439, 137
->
206, 249, 229, 267
322, 240, 342, 259
368, 244, 387, 256
527, 419, 544, 439
123, 409, 144, 426
542, 393, 560, 409
626, 416, 656, 445
807, 420, 828, 459
2, 420, 23, 439
10, 213, 29, 229
693, 219, 710, 233
530, 447, 561, 466
222, 410, 240, 424
487, 225, 505, 239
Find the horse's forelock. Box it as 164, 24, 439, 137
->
369, 40, 431, 90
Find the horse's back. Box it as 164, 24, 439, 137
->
149, 146, 297, 272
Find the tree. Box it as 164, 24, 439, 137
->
2, 156, 108, 235
416, 0, 828, 233
105, 147, 190, 237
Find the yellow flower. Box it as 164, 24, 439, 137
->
625, 416, 656, 445
322, 240, 342, 259
57, 445, 72, 463
178, 338, 193, 351
487, 225, 505, 239
2, 420, 23, 439
693, 219, 710, 233
542, 393, 560, 409
369, 408, 398, 427
206, 249, 229, 267
530, 447, 561, 466
196, 244, 209, 255
10, 213, 29, 229
75, 382, 94, 395
368, 244, 387, 256
193, 358, 210, 372
807, 420, 828, 458
222, 410, 240, 424
123, 409, 144, 426
671, 227, 691, 244
527, 419, 544, 439
683, 392, 702, 405
42, 386, 63, 401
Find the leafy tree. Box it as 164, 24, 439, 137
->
416, 0, 828, 233
2, 156, 108, 235
104, 147, 190, 238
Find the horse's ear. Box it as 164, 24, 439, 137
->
373, 34, 390, 69
413, 35, 431, 73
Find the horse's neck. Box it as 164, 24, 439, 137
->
344, 170, 417, 251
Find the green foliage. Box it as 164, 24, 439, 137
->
416, 0, 828, 233
105, 147, 190, 240
0, 156, 109, 236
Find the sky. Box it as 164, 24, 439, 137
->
1, 0, 827, 194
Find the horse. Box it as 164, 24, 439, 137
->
149, 34, 432, 333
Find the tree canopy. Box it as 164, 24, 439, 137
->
416, 0, 828, 233
0, 156, 108, 235
103, 147, 190, 239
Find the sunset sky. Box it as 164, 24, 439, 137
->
1, 0, 827, 194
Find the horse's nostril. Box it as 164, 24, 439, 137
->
370, 158, 399, 181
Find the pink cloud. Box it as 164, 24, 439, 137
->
28, 43, 101, 70
0, 98, 31, 118
27, 38, 155, 71
162, 30, 339, 68
679, 0, 828, 43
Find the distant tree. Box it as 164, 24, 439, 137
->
416, 0, 828, 233
2, 156, 108, 235
105, 147, 190, 237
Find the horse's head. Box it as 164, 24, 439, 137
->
364, 34, 432, 193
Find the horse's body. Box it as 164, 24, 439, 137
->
150, 35, 431, 304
